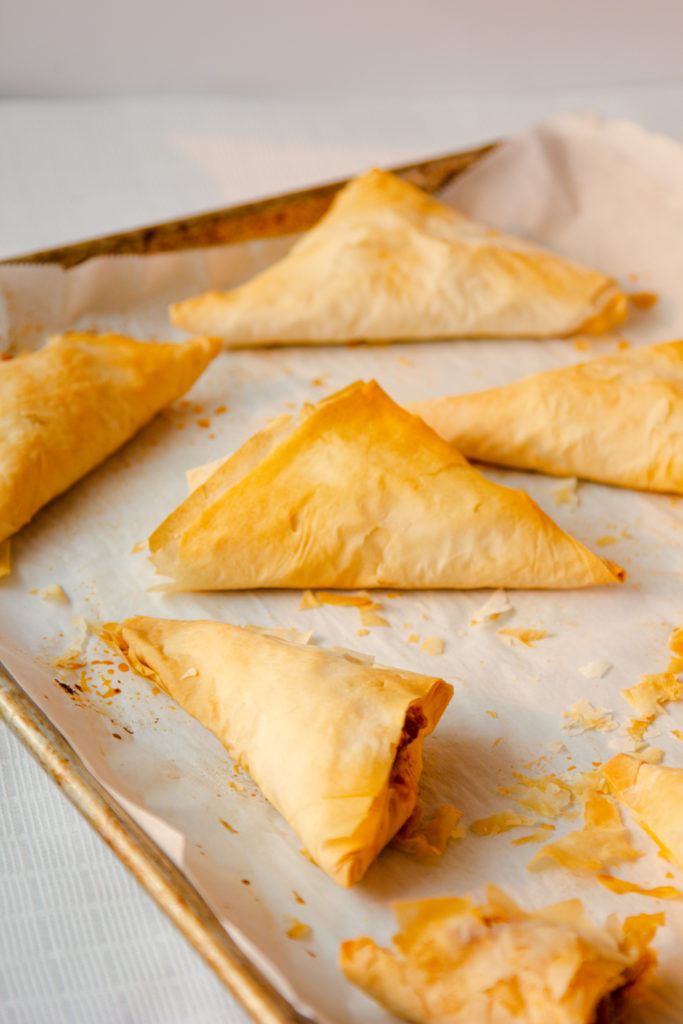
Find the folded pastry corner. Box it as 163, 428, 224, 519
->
339, 884, 661, 1023
104, 615, 453, 887
0, 331, 221, 546
603, 753, 683, 869
411, 340, 683, 493
170, 168, 626, 346
148, 380, 624, 591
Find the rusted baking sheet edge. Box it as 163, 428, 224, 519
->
0, 661, 308, 1024
0, 141, 494, 1023
2, 142, 496, 268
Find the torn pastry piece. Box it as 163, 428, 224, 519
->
149, 380, 624, 590
411, 340, 683, 492
603, 754, 683, 869
0, 331, 220, 546
340, 885, 660, 1024
170, 168, 626, 346
104, 615, 453, 887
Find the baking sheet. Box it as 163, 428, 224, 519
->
2, 112, 683, 1023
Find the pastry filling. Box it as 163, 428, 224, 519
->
390, 705, 427, 806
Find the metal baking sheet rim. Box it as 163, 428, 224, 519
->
0, 141, 494, 1024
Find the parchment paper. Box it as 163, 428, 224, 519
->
2, 112, 683, 1023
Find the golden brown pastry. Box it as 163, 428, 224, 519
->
340, 885, 661, 1024
170, 168, 626, 346
0, 331, 220, 546
603, 754, 683, 869
148, 380, 624, 591
104, 616, 453, 887
411, 341, 683, 492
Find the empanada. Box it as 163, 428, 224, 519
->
0, 331, 220, 546
105, 616, 453, 887
603, 753, 683, 869
149, 380, 624, 591
411, 341, 683, 492
340, 884, 660, 1024
170, 168, 626, 346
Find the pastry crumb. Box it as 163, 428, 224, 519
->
392, 804, 464, 857
597, 874, 680, 899
356, 628, 370, 637
640, 746, 664, 764
629, 291, 658, 309
528, 795, 642, 874
406, 633, 419, 643
219, 818, 237, 834
180, 667, 199, 680
497, 627, 547, 647
285, 917, 311, 940
420, 636, 444, 655
38, 583, 69, 604
561, 700, 617, 734
359, 608, 390, 627
298, 590, 321, 609
471, 589, 512, 625
579, 659, 612, 679
596, 535, 618, 547
469, 810, 536, 836
130, 540, 146, 554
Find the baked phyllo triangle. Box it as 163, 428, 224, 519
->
104, 616, 453, 887
603, 754, 683, 869
148, 380, 624, 591
340, 885, 660, 1023
170, 168, 626, 346
0, 332, 220, 546
411, 340, 683, 493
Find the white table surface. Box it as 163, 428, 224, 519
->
2, 86, 682, 1024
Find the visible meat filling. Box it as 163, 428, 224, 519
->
390, 705, 427, 791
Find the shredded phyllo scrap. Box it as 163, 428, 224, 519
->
38, 584, 69, 604
579, 659, 612, 679
603, 754, 683, 870
339, 885, 662, 1024
622, 628, 683, 717
285, 918, 311, 940
359, 607, 390, 627
0, 539, 10, 578
622, 672, 683, 717
511, 828, 555, 845
245, 624, 312, 645
499, 773, 573, 818
550, 476, 580, 509
561, 700, 618, 734
597, 875, 682, 900
528, 793, 643, 874
53, 616, 89, 669
470, 589, 512, 625
497, 627, 547, 647
392, 805, 464, 857
469, 809, 537, 836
